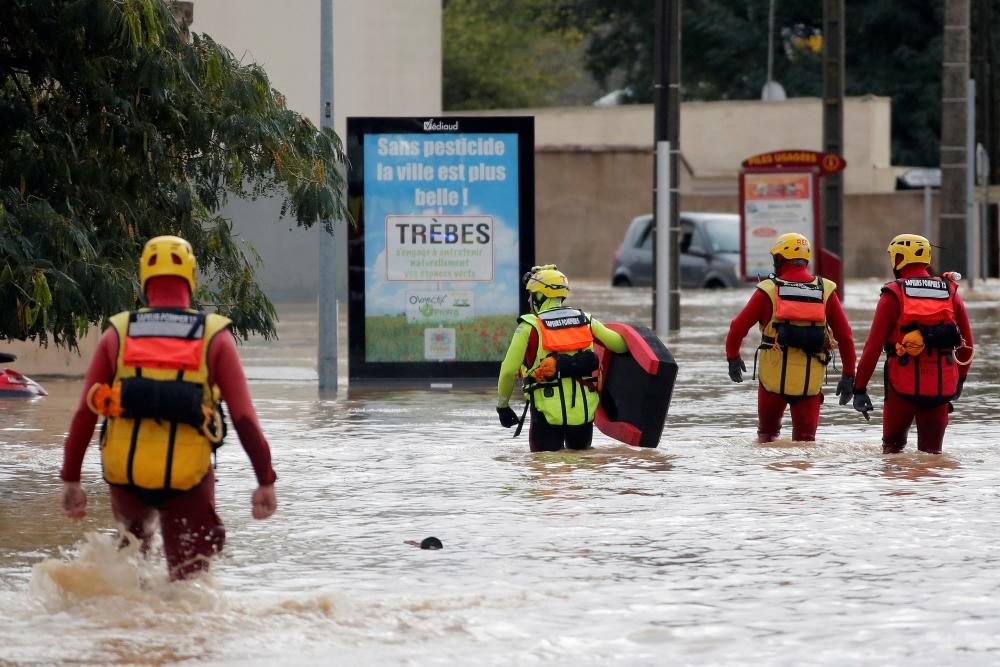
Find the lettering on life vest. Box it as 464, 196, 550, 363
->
896, 278, 956, 325
128, 311, 206, 339
901, 278, 950, 300
537, 309, 593, 353
772, 279, 826, 322
124, 311, 206, 371
539, 309, 588, 330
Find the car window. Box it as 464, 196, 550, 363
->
703, 217, 740, 253
679, 220, 696, 253
636, 218, 653, 249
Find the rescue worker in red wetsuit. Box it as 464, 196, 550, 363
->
726, 233, 857, 442
497, 265, 629, 452
852, 234, 974, 454
60, 236, 277, 580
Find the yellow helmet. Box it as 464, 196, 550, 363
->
887, 233, 931, 270
524, 264, 570, 299
769, 233, 811, 262
139, 235, 197, 292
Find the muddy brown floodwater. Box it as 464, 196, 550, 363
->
2, 279, 1000, 666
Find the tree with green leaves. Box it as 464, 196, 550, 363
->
543, 0, 996, 167
0, 0, 348, 348
443, 0, 587, 110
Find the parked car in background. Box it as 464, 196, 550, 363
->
611, 212, 743, 288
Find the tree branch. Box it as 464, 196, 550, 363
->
1, 65, 35, 116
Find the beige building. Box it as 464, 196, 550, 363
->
464, 96, 897, 195
2, 0, 443, 372
461, 97, 943, 280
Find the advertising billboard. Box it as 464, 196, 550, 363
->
742, 172, 815, 279
346, 117, 535, 381
738, 150, 846, 283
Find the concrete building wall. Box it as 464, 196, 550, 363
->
193, 0, 443, 301
534, 147, 932, 281
461, 96, 897, 195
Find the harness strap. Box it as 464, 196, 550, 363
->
512, 401, 530, 438
760, 335, 830, 364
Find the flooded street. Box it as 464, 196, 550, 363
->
3, 279, 1000, 666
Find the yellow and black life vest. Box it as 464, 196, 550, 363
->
100, 309, 231, 491
756, 276, 836, 398
519, 308, 600, 426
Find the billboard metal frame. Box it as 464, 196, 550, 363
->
346, 116, 535, 382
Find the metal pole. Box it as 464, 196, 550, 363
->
655, 142, 671, 334
923, 185, 933, 241
652, 0, 680, 332
822, 0, 845, 278
985, 166, 992, 281
766, 0, 775, 88
939, 0, 970, 273
977, 143, 990, 280
667, 0, 681, 332
318, 0, 338, 390
966, 78, 976, 287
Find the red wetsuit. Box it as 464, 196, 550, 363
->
854, 265, 974, 454
726, 264, 857, 442
61, 276, 276, 579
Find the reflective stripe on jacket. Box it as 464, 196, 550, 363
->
756, 276, 835, 398
101, 309, 231, 491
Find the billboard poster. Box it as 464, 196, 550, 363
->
741, 172, 815, 279
347, 117, 534, 381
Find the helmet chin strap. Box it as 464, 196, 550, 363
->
529, 292, 544, 313
529, 294, 564, 313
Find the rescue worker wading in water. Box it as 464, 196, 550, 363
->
497, 265, 629, 452
60, 236, 277, 580
852, 234, 974, 454
726, 233, 857, 442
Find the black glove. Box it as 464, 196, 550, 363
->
853, 390, 873, 421
728, 357, 747, 383
835, 374, 854, 405
497, 406, 520, 428
953, 376, 966, 402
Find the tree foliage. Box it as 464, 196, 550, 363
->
544, 0, 957, 166
0, 0, 349, 347
443, 0, 586, 110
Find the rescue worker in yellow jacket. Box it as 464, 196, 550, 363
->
61, 236, 277, 581
497, 265, 629, 451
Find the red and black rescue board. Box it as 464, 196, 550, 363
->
593, 323, 676, 448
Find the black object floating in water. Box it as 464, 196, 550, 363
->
420, 536, 443, 550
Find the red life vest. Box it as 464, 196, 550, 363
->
883, 277, 960, 406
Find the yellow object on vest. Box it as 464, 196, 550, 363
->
87, 382, 123, 417
895, 329, 926, 357
531, 356, 558, 381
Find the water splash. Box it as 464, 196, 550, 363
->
31, 531, 225, 613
